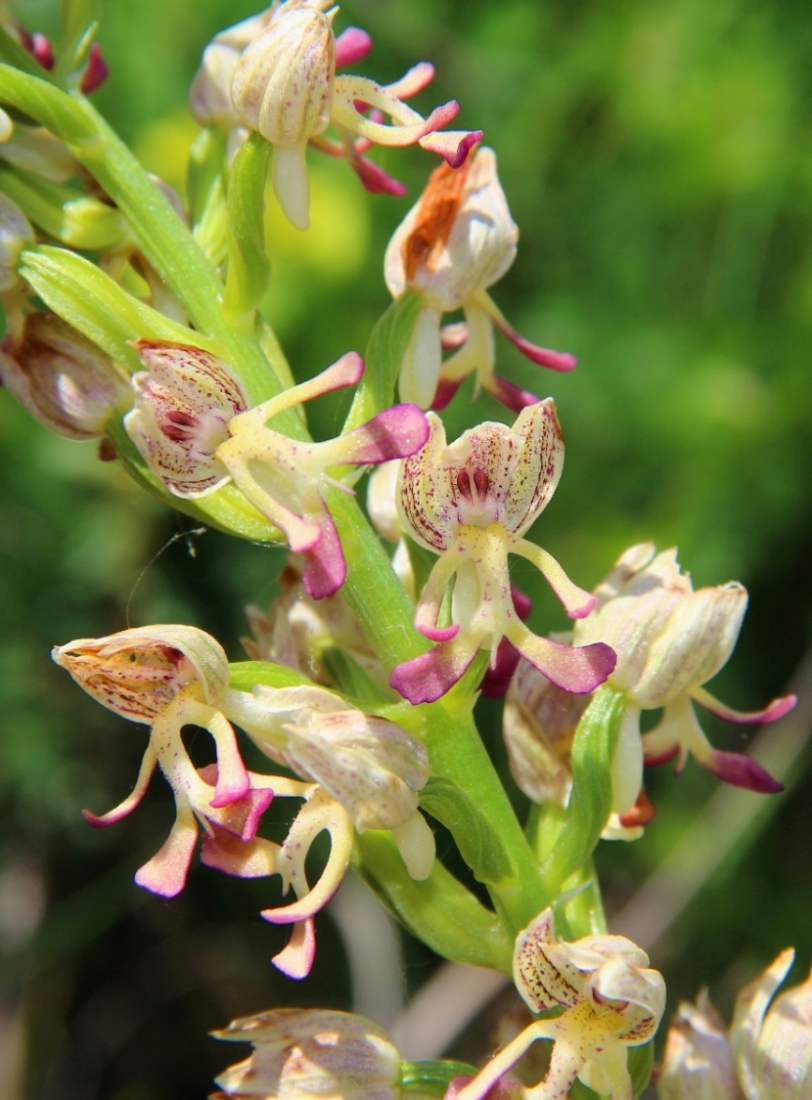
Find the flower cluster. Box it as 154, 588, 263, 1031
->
191, 0, 482, 229
53, 625, 434, 979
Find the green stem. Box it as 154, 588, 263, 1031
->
329, 489, 548, 936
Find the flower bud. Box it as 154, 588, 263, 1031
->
0, 190, 33, 290
231, 4, 335, 147
574, 544, 745, 710
658, 993, 741, 1100
241, 684, 430, 832
230, 2, 336, 230
124, 340, 248, 498
190, 9, 279, 127
212, 1007, 401, 1100
0, 128, 75, 183
503, 657, 589, 806
52, 624, 229, 723
732, 948, 812, 1100
0, 312, 130, 439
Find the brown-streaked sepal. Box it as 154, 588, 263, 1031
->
52, 624, 229, 723
124, 340, 248, 498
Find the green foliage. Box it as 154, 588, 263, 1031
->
419, 776, 513, 886
540, 686, 626, 897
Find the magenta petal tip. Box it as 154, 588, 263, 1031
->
334, 26, 373, 68
417, 622, 460, 643
390, 646, 477, 705
704, 749, 784, 794
444, 130, 483, 169
644, 745, 680, 768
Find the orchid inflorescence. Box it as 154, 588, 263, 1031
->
0, 1, 805, 1098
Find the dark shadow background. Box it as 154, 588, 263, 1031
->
1, 0, 811, 1095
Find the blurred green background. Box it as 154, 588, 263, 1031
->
1, 0, 811, 1096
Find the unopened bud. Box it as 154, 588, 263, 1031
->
0, 191, 33, 290
658, 993, 741, 1100
231, 2, 335, 230
0, 313, 129, 439
124, 340, 248, 498
231, 4, 335, 148
212, 1007, 401, 1100
732, 948, 812, 1100
248, 685, 430, 832
503, 657, 589, 806
0, 128, 75, 183
52, 624, 229, 723
190, 9, 277, 128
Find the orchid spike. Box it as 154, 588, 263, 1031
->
384, 146, 576, 412
389, 404, 616, 704
573, 543, 796, 807
197, 0, 481, 229
51, 626, 275, 898
454, 908, 665, 1100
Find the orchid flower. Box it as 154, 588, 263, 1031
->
572, 543, 796, 812
193, 0, 481, 229
51, 626, 274, 899
453, 908, 665, 1100
213, 682, 435, 978
389, 403, 616, 704
212, 1007, 402, 1100
124, 342, 430, 599
658, 949, 812, 1100
384, 146, 576, 412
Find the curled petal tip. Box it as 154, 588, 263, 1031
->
693, 687, 798, 725
271, 918, 316, 979
567, 593, 598, 620
390, 644, 477, 705
432, 377, 463, 411
417, 622, 460, 643
644, 744, 680, 768
351, 156, 408, 196
334, 26, 373, 68
704, 749, 784, 794
484, 374, 542, 415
